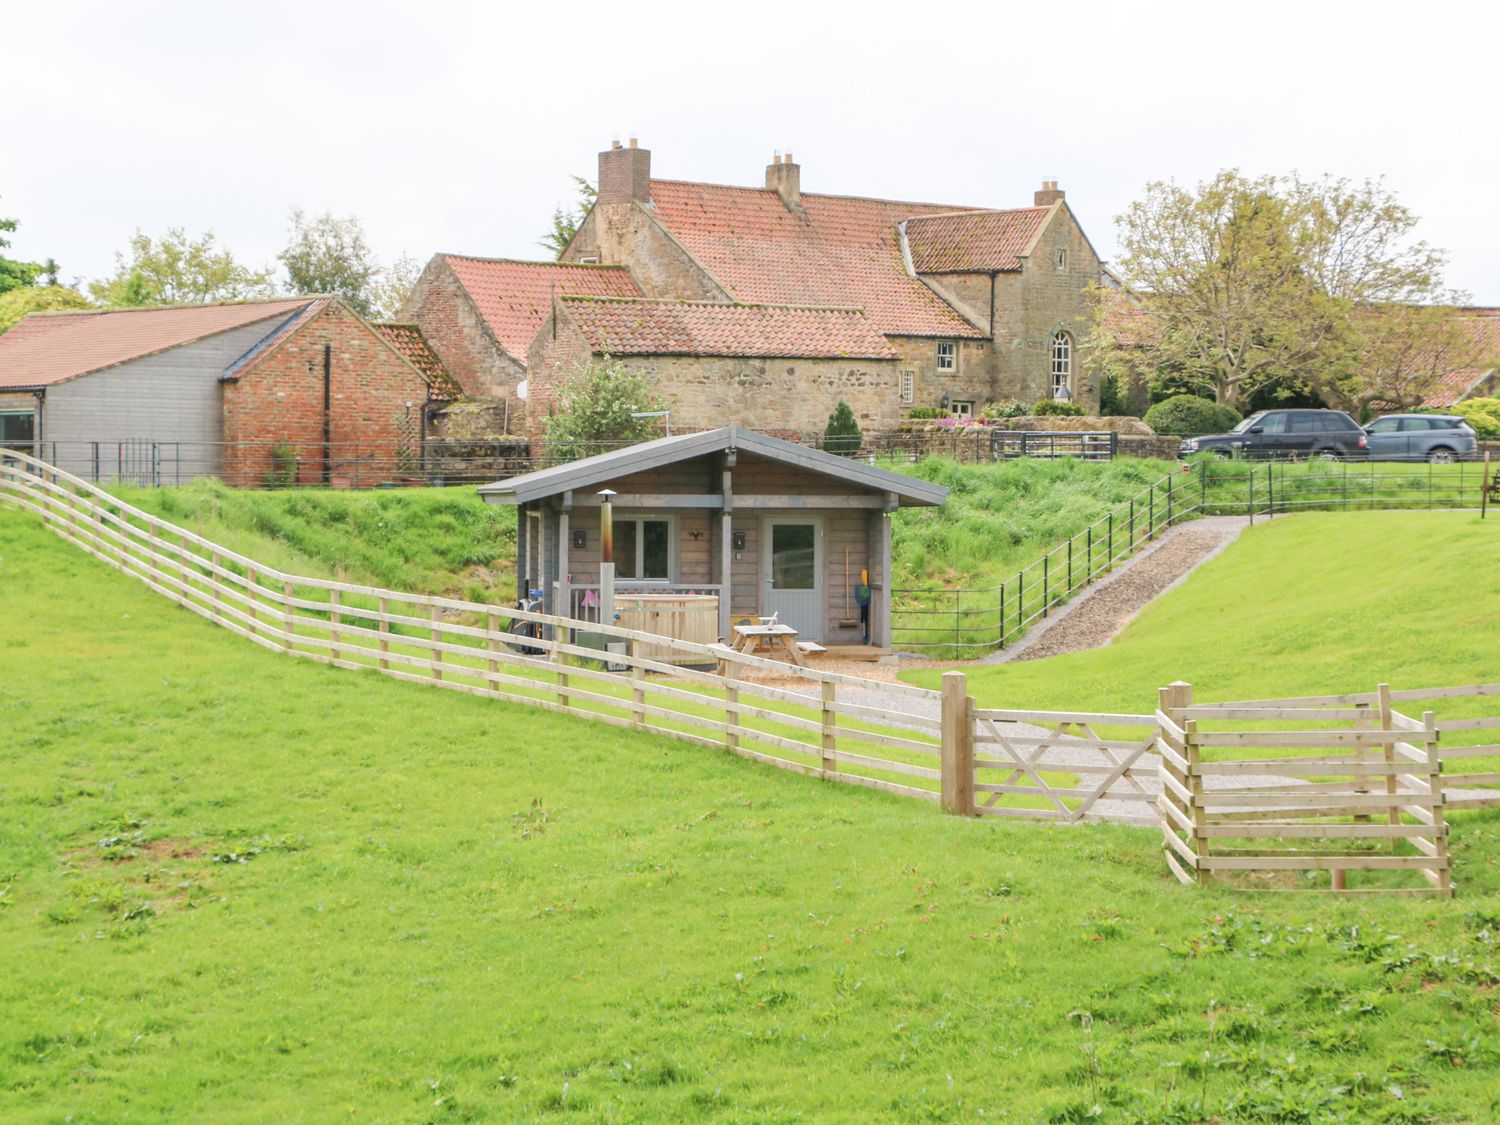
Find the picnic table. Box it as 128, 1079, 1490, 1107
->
731, 621, 806, 665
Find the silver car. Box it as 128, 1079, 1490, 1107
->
1363, 414, 1477, 463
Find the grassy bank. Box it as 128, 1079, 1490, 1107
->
112, 478, 516, 604
3, 510, 1500, 1120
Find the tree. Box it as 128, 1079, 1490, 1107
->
1314, 303, 1479, 417
1, 214, 46, 295
279, 209, 381, 314
1092, 171, 1459, 412
369, 253, 422, 321
89, 228, 276, 306
543, 357, 667, 461
0, 285, 93, 334
538, 176, 597, 259
823, 400, 863, 455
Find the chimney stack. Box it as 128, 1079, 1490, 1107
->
598, 137, 652, 205
1034, 179, 1065, 207
765, 150, 802, 212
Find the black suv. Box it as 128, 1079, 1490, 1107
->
1178, 409, 1370, 460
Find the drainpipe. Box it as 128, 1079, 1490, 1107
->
322, 343, 332, 484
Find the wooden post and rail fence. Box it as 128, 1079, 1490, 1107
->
3, 449, 1497, 897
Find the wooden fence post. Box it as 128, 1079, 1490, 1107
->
630, 638, 645, 731
282, 580, 295, 651
724, 659, 740, 752
485, 608, 498, 689
821, 680, 838, 778
247, 566, 259, 633
430, 604, 444, 682
1159, 681, 1204, 882
380, 598, 392, 672
329, 588, 341, 660
555, 623, 570, 708
1376, 683, 1401, 839
1420, 709, 1453, 896
940, 671, 974, 815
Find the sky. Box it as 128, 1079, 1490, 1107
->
7, 0, 1498, 303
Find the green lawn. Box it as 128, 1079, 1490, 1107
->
4, 509, 1500, 1122
905, 511, 1500, 723
111, 479, 517, 605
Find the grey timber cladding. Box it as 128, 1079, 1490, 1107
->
38, 318, 286, 482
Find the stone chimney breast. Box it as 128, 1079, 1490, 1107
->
765, 150, 802, 212
599, 139, 652, 205
1034, 179, 1065, 206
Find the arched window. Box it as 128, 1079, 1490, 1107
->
1050, 331, 1072, 399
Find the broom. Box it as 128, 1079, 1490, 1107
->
838, 548, 859, 629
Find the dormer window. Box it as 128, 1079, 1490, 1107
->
936, 340, 957, 372
1054, 247, 1068, 271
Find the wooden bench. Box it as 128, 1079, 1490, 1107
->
795, 641, 827, 657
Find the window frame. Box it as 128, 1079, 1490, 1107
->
1054, 247, 1068, 272
1050, 331, 1072, 398
950, 400, 975, 417
612, 515, 675, 584
936, 340, 957, 374
0, 410, 35, 450
899, 370, 915, 404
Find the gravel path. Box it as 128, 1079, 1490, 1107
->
994, 516, 1250, 664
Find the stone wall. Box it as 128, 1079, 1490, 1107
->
402, 257, 523, 398
565, 203, 729, 302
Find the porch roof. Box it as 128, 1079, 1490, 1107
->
477, 426, 949, 508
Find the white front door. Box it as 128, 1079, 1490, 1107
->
762, 518, 823, 641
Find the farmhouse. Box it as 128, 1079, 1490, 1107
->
477, 425, 948, 648
406, 140, 1108, 437
0, 298, 459, 485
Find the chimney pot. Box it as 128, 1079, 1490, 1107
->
785, 151, 793, 164
628, 136, 638, 149
773, 153, 782, 165
611, 137, 622, 150
765, 150, 802, 211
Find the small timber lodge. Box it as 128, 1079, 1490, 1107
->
477, 427, 948, 652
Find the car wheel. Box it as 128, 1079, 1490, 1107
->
1314, 448, 1342, 462
1426, 447, 1457, 464
1211, 449, 1232, 460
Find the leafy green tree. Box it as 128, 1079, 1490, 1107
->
369, 253, 423, 321
823, 400, 863, 455
0, 285, 93, 334
538, 176, 597, 259
1092, 172, 1457, 412
278, 209, 381, 314
90, 228, 276, 306
543, 357, 667, 461
0, 214, 46, 295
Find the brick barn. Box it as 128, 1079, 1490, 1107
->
405, 140, 1110, 438
0, 299, 459, 485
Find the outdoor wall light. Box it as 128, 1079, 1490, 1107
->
573, 530, 586, 549
733, 531, 747, 551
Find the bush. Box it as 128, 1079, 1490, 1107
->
980, 400, 1028, 422
823, 400, 863, 455
1032, 400, 1086, 417
1144, 394, 1241, 435
1452, 398, 1500, 440
543, 357, 668, 461
905, 406, 945, 420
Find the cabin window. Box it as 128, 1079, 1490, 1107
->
1054, 247, 1068, 271
936, 340, 957, 372
614, 518, 671, 581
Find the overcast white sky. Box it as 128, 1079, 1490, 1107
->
7, 0, 1498, 302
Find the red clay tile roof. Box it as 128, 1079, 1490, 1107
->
645, 181, 986, 339
372, 322, 464, 398
904, 208, 1051, 273
561, 296, 898, 360
0, 299, 317, 389
441, 256, 641, 359
1425, 308, 1500, 407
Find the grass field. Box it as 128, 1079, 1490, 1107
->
112, 479, 517, 604
4, 507, 1500, 1121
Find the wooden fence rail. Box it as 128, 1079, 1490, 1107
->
4, 450, 1497, 896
